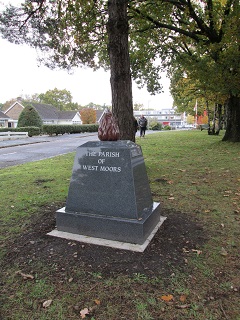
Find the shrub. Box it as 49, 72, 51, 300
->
151, 123, 162, 131
17, 105, 43, 128
163, 125, 171, 130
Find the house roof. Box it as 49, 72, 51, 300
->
4, 101, 80, 122
30, 103, 80, 121
30, 103, 59, 120
4, 101, 24, 114
0, 110, 10, 119
96, 110, 105, 122
58, 111, 79, 120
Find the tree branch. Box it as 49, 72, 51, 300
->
186, 0, 220, 42
129, 5, 201, 42
19, 0, 45, 30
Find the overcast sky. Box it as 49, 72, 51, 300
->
0, 2, 174, 110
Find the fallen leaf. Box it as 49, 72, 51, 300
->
80, 308, 89, 319
220, 247, 228, 256
43, 300, 52, 308
94, 299, 101, 305
179, 295, 187, 302
192, 249, 202, 255
161, 294, 174, 302
168, 197, 175, 200
16, 271, 34, 280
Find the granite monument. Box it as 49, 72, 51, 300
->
51, 111, 163, 249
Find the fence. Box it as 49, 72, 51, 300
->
0, 131, 28, 140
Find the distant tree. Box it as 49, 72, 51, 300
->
169, 59, 228, 124
133, 103, 144, 111
186, 115, 195, 125
38, 88, 79, 111
200, 115, 209, 125
84, 102, 93, 109
84, 102, 109, 110
1, 98, 18, 112
80, 108, 97, 124
21, 93, 40, 103
17, 104, 43, 128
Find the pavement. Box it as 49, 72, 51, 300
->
0, 130, 158, 149
0, 133, 97, 149
0, 136, 51, 148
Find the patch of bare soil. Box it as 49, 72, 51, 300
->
1, 204, 207, 278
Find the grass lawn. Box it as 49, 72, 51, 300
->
0, 130, 239, 320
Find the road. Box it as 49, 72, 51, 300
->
0, 130, 159, 169
0, 133, 98, 169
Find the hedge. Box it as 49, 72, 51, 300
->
0, 126, 41, 137
42, 124, 99, 135
0, 124, 99, 137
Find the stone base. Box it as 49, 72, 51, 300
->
48, 216, 166, 252
56, 202, 161, 245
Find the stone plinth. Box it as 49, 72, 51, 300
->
56, 140, 161, 245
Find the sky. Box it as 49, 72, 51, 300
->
0, 3, 174, 110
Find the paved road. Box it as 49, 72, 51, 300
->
0, 133, 98, 169
0, 130, 159, 169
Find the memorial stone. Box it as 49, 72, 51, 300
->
56, 140, 161, 245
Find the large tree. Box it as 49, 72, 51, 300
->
127, 0, 240, 141
0, 0, 137, 141
0, 0, 239, 141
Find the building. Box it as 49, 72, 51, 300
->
134, 108, 184, 127
0, 111, 10, 127
3, 101, 82, 127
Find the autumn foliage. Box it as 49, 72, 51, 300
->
80, 108, 97, 124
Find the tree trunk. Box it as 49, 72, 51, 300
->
222, 95, 240, 142
107, 0, 135, 142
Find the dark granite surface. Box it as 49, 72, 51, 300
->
57, 141, 161, 244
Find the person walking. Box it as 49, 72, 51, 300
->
138, 114, 148, 137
